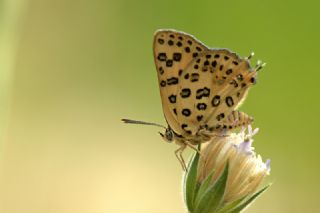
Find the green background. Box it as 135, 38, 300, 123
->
0, 0, 319, 212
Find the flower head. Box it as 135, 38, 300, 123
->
198, 126, 270, 203
184, 125, 271, 213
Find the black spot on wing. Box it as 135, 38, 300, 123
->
226, 69, 232, 75
157, 53, 167, 61
167, 77, 179, 85
191, 73, 199, 82
212, 60, 217, 68
160, 80, 166, 87
168, 95, 177, 103
212, 95, 220, 106
216, 113, 225, 121
181, 124, 192, 135
196, 87, 210, 99
225, 96, 234, 107
159, 67, 164, 75
166, 59, 173, 67
202, 66, 208, 72
230, 80, 239, 88
180, 88, 191, 98
157, 38, 164, 44
237, 74, 244, 81
173, 53, 182, 61
173, 108, 177, 115
197, 115, 203, 122
197, 103, 207, 111
182, 109, 191, 117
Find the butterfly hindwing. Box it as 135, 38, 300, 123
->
153, 29, 208, 135
176, 49, 257, 136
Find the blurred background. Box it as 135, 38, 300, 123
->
0, 0, 319, 212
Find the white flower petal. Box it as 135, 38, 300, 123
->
198, 126, 270, 203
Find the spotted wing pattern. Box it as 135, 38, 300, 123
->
176, 49, 257, 136
153, 29, 208, 135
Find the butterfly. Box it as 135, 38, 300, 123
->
122, 29, 265, 170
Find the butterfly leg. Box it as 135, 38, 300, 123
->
174, 144, 187, 171
185, 141, 202, 156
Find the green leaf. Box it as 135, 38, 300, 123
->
184, 150, 200, 212
216, 196, 247, 213
194, 169, 215, 207
194, 162, 229, 213
228, 184, 271, 213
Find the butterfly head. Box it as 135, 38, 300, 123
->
159, 127, 174, 143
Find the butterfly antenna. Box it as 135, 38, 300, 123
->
121, 118, 166, 129
245, 52, 255, 60
255, 60, 266, 71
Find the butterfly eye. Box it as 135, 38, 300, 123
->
165, 129, 174, 142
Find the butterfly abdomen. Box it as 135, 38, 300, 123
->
219, 111, 254, 131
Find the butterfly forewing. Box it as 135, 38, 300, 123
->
153, 30, 208, 135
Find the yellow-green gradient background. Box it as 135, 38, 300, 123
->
0, 0, 318, 212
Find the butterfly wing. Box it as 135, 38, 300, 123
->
153, 29, 208, 135
176, 49, 257, 136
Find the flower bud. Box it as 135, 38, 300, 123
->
198, 126, 270, 203
184, 126, 271, 213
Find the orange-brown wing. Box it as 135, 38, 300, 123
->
153, 29, 208, 135
176, 49, 257, 136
